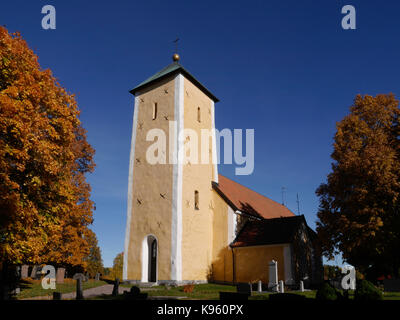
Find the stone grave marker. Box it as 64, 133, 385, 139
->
236, 283, 252, 295
384, 279, 400, 292
123, 286, 148, 300
56, 268, 65, 284
73, 273, 88, 282
268, 260, 278, 292
279, 280, 284, 293
76, 278, 83, 300
53, 292, 62, 300
300, 280, 304, 292
95, 273, 101, 281
257, 280, 262, 293
112, 278, 120, 296
21, 265, 29, 279
30, 265, 38, 279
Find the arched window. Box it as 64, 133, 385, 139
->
197, 107, 201, 123
194, 190, 199, 210
152, 102, 158, 120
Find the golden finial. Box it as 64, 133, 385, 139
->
172, 53, 180, 62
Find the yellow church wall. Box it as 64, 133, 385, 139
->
127, 76, 176, 281
233, 244, 286, 283
181, 77, 215, 281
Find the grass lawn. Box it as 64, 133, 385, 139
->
103, 283, 400, 301
382, 292, 400, 300
16, 278, 107, 299
145, 283, 237, 300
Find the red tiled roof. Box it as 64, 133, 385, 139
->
213, 174, 295, 219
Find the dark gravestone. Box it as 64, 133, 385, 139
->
21, 265, 29, 279
53, 292, 62, 300
112, 278, 120, 296
30, 265, 38, 279
219, 292, 249, 301
76, 278, 83, 300
73, 273, 88, 282
123, 286, 148, 300
236, 283, 252, 295
269, 293, 307, 301
56, 268, 65, 284
384, 279, 400, 292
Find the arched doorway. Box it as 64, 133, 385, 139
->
141, 235, 158, 283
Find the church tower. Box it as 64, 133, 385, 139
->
123, 54, 219, 283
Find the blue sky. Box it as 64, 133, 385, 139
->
1, 0, 400, 267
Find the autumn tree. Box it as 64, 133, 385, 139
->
111, 252, 123, 280
316, 94, 400, 278
83, 229, 103, 278
0, 27, 95, 270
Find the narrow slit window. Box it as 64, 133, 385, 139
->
194, 190, 199, 210
153, 102, 158, 120
197, 107, 201, 123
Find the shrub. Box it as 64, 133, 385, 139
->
182, 284, 194, 293
316, 282, 338, 301
354, 280, 382, 301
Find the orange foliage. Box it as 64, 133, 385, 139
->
316, 94, 400, 275
0, 26, 95, 267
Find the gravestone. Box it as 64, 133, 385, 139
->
268, 260, 278, 292
53, 292, 62, 300
236, 283, 252, 295
384, 279, 400, 292
300, 280, 304, 292
21, 265, 29, 279
76, 278, 83, 300
30, 265, 38, 279
56, 268, 65, 284
257, 281, 262, 293
123, 286, 148, 300
219, 292, 249, 300
95, 273, 101, 281
112, 278, 120, 296
279, 280, 285, 293
73, 273, 88, 282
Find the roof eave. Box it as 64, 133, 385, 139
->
129, 68, 219, 102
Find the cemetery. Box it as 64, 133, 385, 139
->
7, 262, 400, 301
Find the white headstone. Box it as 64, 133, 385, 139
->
300, 280, 304, 292
268, 260, 278, 292
279, 280, 284, 293
257, 280, 262, 293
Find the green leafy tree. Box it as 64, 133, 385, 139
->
316, 94, 400, 278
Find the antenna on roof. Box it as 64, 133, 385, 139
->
296, 193, 300, 215
281, 187, 286, 206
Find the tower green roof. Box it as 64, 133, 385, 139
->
130, 62, 219, 102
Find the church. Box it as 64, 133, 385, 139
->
123, 54, 322, 287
